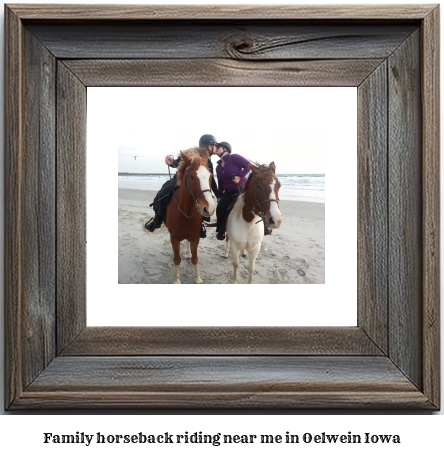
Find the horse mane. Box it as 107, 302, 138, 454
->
250, 161, 274, 174
176, 146, 209, 186
243, 161, 275, 192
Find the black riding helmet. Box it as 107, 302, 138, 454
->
218, 141, 232, 153
199, 134, 218, 147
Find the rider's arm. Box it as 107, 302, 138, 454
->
232, 154, 250, 178
165, 155, 181, 168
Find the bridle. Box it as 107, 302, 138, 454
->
169, 163, 212, 219
245, 173, 279, 225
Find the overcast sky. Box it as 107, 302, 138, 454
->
88, 87, 356, 175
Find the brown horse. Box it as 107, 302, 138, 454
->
163, 147, 215, 284
226, 162, 282, 283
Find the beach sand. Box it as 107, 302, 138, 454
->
119, 189, 325, 284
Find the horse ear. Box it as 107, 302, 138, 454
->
201, 149, 209, 160
269, 162, 276, 173
180, 150, 191, 166
249, 163, 259, 173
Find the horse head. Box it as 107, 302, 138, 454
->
177, 148, 215, 218
247, 162, 283, 229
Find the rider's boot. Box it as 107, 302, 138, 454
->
145, 214, 163, 232
200, 224, 207, 238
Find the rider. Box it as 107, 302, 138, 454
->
214, 142, 250, 240
145, 134, 220, 232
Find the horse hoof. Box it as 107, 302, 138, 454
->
174, 279, 181, 284
195, 277, 203, 284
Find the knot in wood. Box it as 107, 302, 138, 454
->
224, 33, 255, 59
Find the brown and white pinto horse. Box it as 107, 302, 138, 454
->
163, 147, 215, 284
226, 162, 282, 284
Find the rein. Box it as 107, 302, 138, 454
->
168, 163, 212, 219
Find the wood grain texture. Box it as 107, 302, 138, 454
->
7, 4, 435, 20
421, 5, 440, 409
4, 4, 24, 410
56, 62, 87, 353
5, 10, 58, 409
61, 327, 383, 356
388, 31, 422, 389
16, 390, 434, 410
21, 28, 57, 387
26, 22, 416, 60
64, 59, 384, 87
28, 356, 418, 391
357, 62, 388, 354
14, 356, 433, 409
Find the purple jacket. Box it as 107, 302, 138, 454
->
216, 154, 250, 194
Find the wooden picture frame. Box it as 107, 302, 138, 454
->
5, 4, 440, 410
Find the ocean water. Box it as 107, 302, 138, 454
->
118, 173, 325, 203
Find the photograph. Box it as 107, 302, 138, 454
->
114, 88, 328, 285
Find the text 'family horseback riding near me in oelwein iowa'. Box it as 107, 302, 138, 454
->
42, 431, 401, 446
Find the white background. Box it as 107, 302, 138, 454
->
0, 0, 442, 452
87, 87, 357, 326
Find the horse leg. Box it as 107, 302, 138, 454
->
189, 238, 203, 284
171, 236, 182, 284
186, 240, 191, 259
247, 243, 261, 284
231, 244, 241, 284
224, 239, 230, 258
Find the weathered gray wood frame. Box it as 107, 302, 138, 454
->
4, 4, 440, 409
